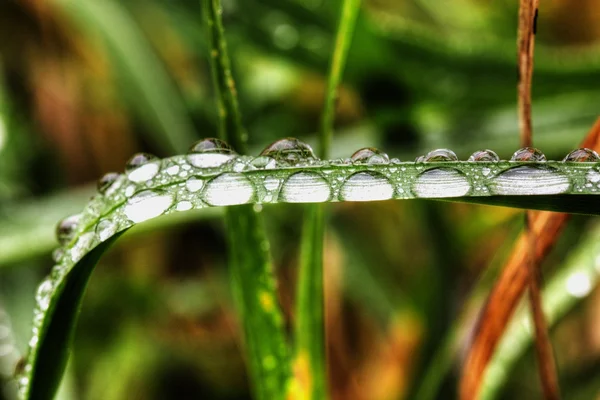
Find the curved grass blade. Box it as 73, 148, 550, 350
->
55, 0, 196, 153
203, 1, 291, 399
16, 150, 600, 399
479, 221, 600, 399
295, 0, 361, 398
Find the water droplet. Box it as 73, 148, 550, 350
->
96, 219, 118, 242
490, 167, 570, 195
189, 138, 234, 154
350, 147, 390, 164
264, 177, 281, 191
125, 185, 136, 197
566, 272, 592, 298
340, 172, 394, 201
124, 190, 174, 223
563, 148, 600, 162
35, 279, 53, 311
280, 172, 331, 203
56, 214, 81, 245
203, 173, 255, 206
586, 169, 600, 183
71, 232, 95, 262
185, 178, 204, 193
251, 156, 277, 169
125, 153, 158, 171
413, 168, 470, 198
176, 201, 193, 211
260, 138, 316, 164
166, 165, 180, 175
97, 172, 120, 194
422, 149, 458, 162
468, 149, 500, 162
482, 167, 491, 176
510, 147, 546, 162
187, 138, 237, 168
52, 248, 64, 263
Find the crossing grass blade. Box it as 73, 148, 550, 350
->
203, 0, 292, 398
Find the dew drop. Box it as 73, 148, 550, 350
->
350, 147, 390, 164
510, 147, 546, 162
260, 138, 316, 164
490, 167, 570, 195
125, 185, 136, 197
203, 173, 255, 206
97, 172, 120, 194
176, 201, 193, 211
185, 178, 204, 193
252, 156, 277, 169
562, 148, 600, 162
52, 248, 64, 263
124, 190, 174, 223
35, 279, 53, 312
71, 232, 95, 262
280, 172, 331, 203
264, 177, 281, 191
96, 219, 118, 242
340, 172, 394, 201
468, 149, 500, 162
187, 138, 238, 168
56, 214, 81, 245
413, 168, 471, 198
125, 153, 158, 171
166, 165, 180, 175
566, 272, 592, 298
586, 169, 600, 183
422, 149, 458, 162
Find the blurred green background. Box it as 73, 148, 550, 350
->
1, 0, 600, 399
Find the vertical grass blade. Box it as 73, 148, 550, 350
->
295, 0, 361, 398
202, 1, 291, 398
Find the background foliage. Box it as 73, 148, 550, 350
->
1, 0, 600, 399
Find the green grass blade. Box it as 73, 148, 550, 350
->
295, 0, 361, 398
17, 154, 600, 398
55, 0, 196, 153
479, 222, 600, 399
203, 1, 291, 399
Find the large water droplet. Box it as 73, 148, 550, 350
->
510, 147, 546, 162
350, 147, 390, 164
125, 153, 158, 171
187, 138, 238, 168
96, 219, 118, 242
468, 149, 500, 162
280, 172, 331, 203
56, 214, 81, 245
35, 279, 53, 312
563, 148, 600, 162
203, 173, 255, 206
340, 172, 394, 201
413, 168, 471, 198
260, 138, 316, 164
124, 190, 174, 223
490, 167, 570, 195
97, 172, 120, 194
422, 149, 458, 162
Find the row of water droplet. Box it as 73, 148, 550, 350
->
19, 138, 600, 398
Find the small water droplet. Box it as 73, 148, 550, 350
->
56, 214, 81, 245
251, 156, 277, 169
125, 185, 136, 197
125, 153, 158, 171
71, 232, 95, 262
350, 147, 390, 164
203, 173, 255, 206
421, 149, 458, 162
124, 190, 174, 223
482, 167, 491, 176
280, 172, 331, 203
468, 149, 500, 162
340, 172, 394, 201
563, 148, 600, 162
187, 138, 238, 168
176, 201, 193, 211
510, 147, 546, 162
185, 178, 204, 192
586, 169, 600, 183
260, 138, 316, 164
96, 219, 118, 242
566, 272, 592, 298
413, 168, 470, 198
97, 172, 120, 194
264, 177, 281, 191
490, 167, 570, 195
35, 279, 54, 311
166, 165, 180, 175
52, 248, 64, 263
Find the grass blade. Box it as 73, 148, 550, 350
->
203, 1, 291, 399
295, 0, 360, 399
